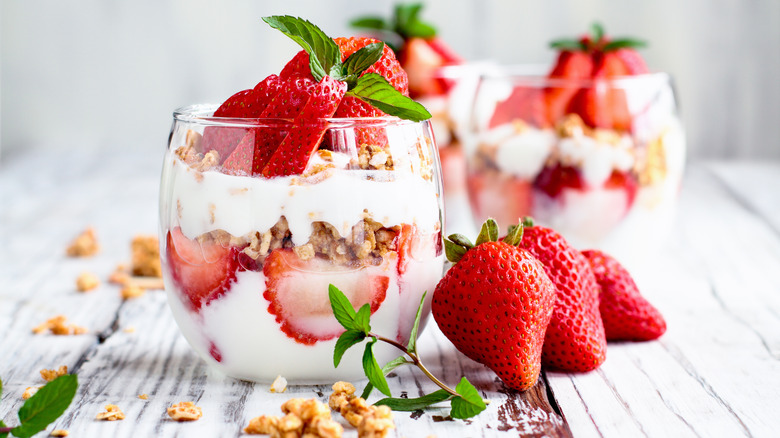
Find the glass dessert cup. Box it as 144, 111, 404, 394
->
468, 70, 686, 265
160, 105, 445, 383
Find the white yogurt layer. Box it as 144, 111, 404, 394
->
164, 153, 442, 246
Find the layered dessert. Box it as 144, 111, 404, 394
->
160, 18, 444, 382
468, 24, 685, 263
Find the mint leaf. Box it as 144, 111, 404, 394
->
402, 20, 436, 39
348, 73, 431, 121
12, 374, 77, 438
362, 339, 391, 397
549, 39, 585, 51
591, 22, 605, 43
406, 291, 427, 352
342, 42, 385, 78
360, 355, 408, 399
375, 389, 451, 411
474, 218, 498, 246
334, 329, 366, 368
263, 16, 341, 82
350, 17, 388, 31
329, 284, 359, 331
604, 38, 647, 51
450, 377, 486, 419
354, 304, 372, 333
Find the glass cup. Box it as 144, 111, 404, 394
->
160, 105, 445, 382
467, 69, 686, 266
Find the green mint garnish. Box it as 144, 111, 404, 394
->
263, 15, 431, 121
351, 3, 437, 42
603, 39, 648, 51
549, 39, 586, 51
550, 22, 647, 52
328, 286, 487, 419
0, 374, 78, 438
348, 73, 432, 122
591, 22, 605, 43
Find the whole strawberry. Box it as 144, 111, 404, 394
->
432, 219, 556, 391
517, 218, 607, 372
582, 249, 666, 341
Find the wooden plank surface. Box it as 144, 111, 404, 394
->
2, 150, 780, 437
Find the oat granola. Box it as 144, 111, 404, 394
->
22, 386, 40, 400
120, 284, 145, 300
65, 227, 99, 257
32, 315, 87, 336
167, 401, 203, 421
76, 272, 100, 292
245, 398, 343, 438
328, 382, 395, 437
96, 404, 125, 421
131, 235, 162, 277
40, 365, 68, 382
49, 429, 69, 437
269, 375, 287, 393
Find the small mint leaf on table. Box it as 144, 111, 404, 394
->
329, 284, 360, 331
12, 374, 78, 438
348, 73, 432, 122
362, 339, 392, 397
375, 389, 451, 411
450, 377, 487, 419
406, 291, 428, 353
262, 16, 341, 82
334, 330, 366, 368
354, 304, 372, 333
360, 355, 409, 399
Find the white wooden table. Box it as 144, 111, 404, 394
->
1, 148, 779, 437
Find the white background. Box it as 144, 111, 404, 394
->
1, 0, 778, 161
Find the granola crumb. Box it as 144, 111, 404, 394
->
32, 315, 87, 336
124, 326, 136, 333
244, 415, 279, 434
66, 227, 99, 257
40, 365, 68, 382
22, 386, 40, 400
167, 402, 203, 421
49, 429, 69, 437
269, 375, 288, 393
96, 404, 125, 421
357, 405, 394, 438
138, 394, 148, 400
131, 235, 161, 277
329, 382, 394, 436
120, 284, 145, 300
108, 264, 130, 285
185, 129, 202, 151
247, 398, 342, 437
76, 272, 100, 292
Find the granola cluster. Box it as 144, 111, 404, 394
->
244, 398, 343, 438
167, 401, 203, 421
356, 143, 394, 171
32, 315, 87, 336
328, 382, 395, 438
65, 227, 100, 257
40, 365, 68, 382
76, 272, 100, 292
96, 404, 126, 421
131, 235, 162, 277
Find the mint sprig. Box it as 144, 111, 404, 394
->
263, 15, 431, 121
0, 375, 78, 438
329, 286, 487, 419
351, 3, 437, 43
549, 22, 647, 52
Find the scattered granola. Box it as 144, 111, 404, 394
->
120, 284, 145, 300
131, 235, 162, 277
124, 326, 136, 333
32, 315, 87, 336
49, 429, 69, 437
244, 415, 279, 435
76, 272, 100, 292
167, 401, 203, 421
245, 398, 343, 438
138, 394, 148, 400
22, 386, 40, 400
65, 227, 100, 257
95, 404, 125, 421
270, 375, 288, 393
40, 365, 68, 382
109, 264, 130, 285
329, 382, 395, 437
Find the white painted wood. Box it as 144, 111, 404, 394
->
3, 149, 780, 437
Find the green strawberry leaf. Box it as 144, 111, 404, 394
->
444, 237, 468, 263
12, 374, 77, 438
549, 39, 586, 51
355, 304, 372, 333
329, 284, 360, 331
342, 42, 385, 79
350, 17, 389, 31
334, 329, 366, 368
604, 38, 648, 51
363, 339, 392, 397
402, 20, 436, 39
591, 22, 605, 43
375, 389, 451, 411
450, 377, 486, 419
474, 218, 499, 246
504, 222, 524, 246
348, 73, 432, 121
447, 233, 474, 250
361, 355, 409, 399
406, 291, 427, 353
263, 16, 341, 82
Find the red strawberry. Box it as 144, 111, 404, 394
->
518, 219, 607, 372
604, 169, 638, 207
544, 51, 593, 126
466, 172, 533, 230
399, 37, 460, 98
533, 163, 585, 199
490, 85, 549, 129
582, 250, 666, 341
432, 220, 557, 391
261, 76, 346, 177
263, 249, 389, 345
221, 131, 255, 175
166, 227, 240, 311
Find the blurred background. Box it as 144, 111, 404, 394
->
1, 0, 779, 161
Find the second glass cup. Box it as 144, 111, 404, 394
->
160, 106, 445, 382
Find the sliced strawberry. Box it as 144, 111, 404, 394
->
489, 86, 549, 129
221, 131, 255, 175
533, 163, 585, 199
261, 76, 347, 177
566, 83, 632, 132
613, 48, 649, 75
208, 341, 223, 363
400, 37, 451, 98
395, 224, 415, 275
166, 227, 240, 311
426, 36, 464, 64
544, 51, 593, 125
263, 249, 389, 345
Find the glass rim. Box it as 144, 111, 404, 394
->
173, 104, 429, 129
478, 66, 672, 87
